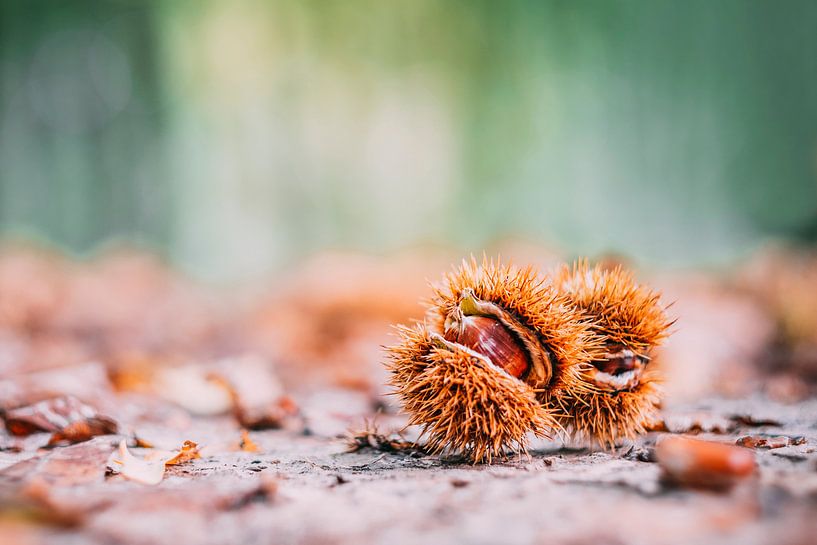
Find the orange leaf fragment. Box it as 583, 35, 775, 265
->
239, 430, 260, 453
47, 418, 118, 446
164, 440, 201, 465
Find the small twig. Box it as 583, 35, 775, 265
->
345, 419, 427, 456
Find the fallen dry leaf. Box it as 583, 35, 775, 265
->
2, 396, 117, 441
163, 441, 201, 466
107, 440, 201, 485
235, 395, 299, 430
47, 418, 118, 447
656, 436, 757, 490
238, 430, 259, 453
107, 440, 167, 485
735, 435, 806, 449
206, 356, 301, 430
0, 437, 116, 487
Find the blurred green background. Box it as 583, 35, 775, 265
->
1, 0, 816, 280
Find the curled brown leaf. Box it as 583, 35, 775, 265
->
2, 396, 117, 444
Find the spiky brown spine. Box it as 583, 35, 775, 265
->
553, 261, 672, 446
386, 257, 600, 462
386, 324, 554, 462
553, 367, 663, 446
555, 261, 670, 351
428, 257, 601, 395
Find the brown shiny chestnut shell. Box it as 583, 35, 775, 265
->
444, 315, 530, 379
587, 344, 648, 391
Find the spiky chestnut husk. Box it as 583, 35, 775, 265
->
387, 324, 554, 462
428, 257, 601, 395
553, 261, 672, 446
386, 257, 601, 462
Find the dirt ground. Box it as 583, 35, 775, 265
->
2, 246, 817, 545
1, 392, 816, 545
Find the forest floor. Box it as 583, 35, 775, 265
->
2, 389, 817, 545
2, 246, 817, 545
